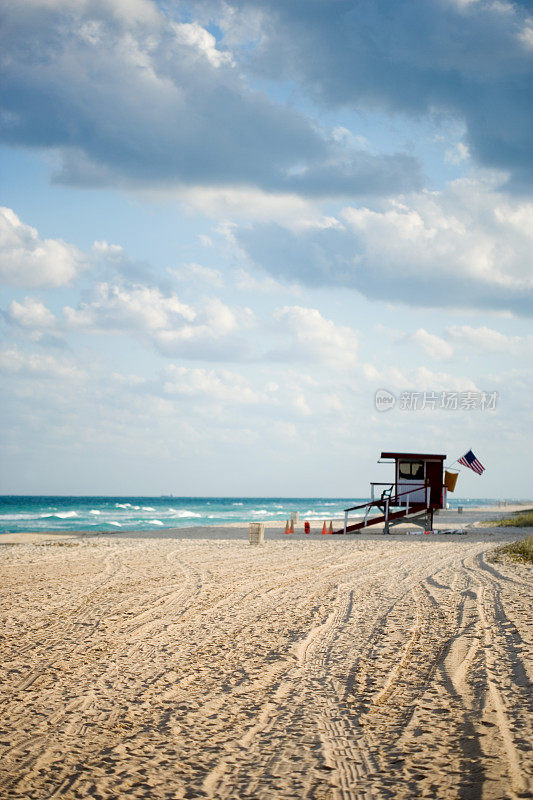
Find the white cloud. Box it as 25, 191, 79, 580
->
64, 282, 195, 330
518, 21, 533, 50
293, 393, 312, 416
168, 262, 224, 288
162, 365, 259, 404
374, 321, 533, 362
361, 363, 478, 392
0, 207, 86, 288
271, 306, 358, 368
341, 177, 533, 294
410, 366, 477, 392
233, 268, 300, 295
1, 324, 526, 495
0, 345, 83, 380
411, 329, 454, 360
172, 22, 233, 68
63, 282, 254, 360
92, 240, 124, 260
201, 298, 242, 336
446, 325, 533, 356
179, 186, 325, 223
5, 297, 56, 329
444, 142, 470, 164
150, 298, 252, 360
237, 175, 533, 315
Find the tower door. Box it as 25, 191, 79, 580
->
426, 461, 443, 508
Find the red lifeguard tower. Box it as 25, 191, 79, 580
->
336, 451, 447, 534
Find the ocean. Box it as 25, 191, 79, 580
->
0, 496, 507, 535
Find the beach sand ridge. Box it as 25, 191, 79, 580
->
0, 515, 531, 799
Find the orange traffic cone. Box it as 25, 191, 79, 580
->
285, 520, 290, 534
322, 521, 327, 535
329, 521, 334, 535
289, 519, 295, 534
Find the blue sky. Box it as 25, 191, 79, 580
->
1, 0, 532, 497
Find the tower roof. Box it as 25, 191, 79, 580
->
380, 452, 446, 460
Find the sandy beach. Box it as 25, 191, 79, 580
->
1, 507, 532, 800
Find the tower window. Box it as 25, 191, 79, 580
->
398, 461, 424, 480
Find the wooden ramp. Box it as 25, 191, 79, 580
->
332, 498, 432, 535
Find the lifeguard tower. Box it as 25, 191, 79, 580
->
335, 451, 447, 534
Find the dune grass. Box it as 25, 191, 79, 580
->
486, 510, 533, 564
493, 510, 533, 528
491, 534, 533, 564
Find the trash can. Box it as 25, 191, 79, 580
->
249, 522, 265, 545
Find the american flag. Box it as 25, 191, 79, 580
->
458, 449, 485, 475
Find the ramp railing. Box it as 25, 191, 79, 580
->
342, 482, 430, 534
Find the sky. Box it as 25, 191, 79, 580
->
0, 0, 532, 498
